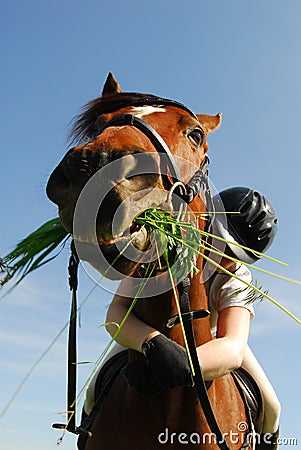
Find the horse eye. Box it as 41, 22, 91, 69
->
188, 128, 204, 147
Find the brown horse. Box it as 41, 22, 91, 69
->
47, 73, 252, 449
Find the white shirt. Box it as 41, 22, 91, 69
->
206, 263, 255, 334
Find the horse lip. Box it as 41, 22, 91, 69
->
71, 191, 173, 252
98, 225, 149, 248
73, 223, 149, 249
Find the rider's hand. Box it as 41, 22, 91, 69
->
124, 334, 193, 394
123, 353, 161, 395
142, 334, 194, 390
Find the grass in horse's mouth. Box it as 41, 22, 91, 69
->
133, 208, 200, 275
134, 209, 301, 318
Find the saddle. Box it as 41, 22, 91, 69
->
231, 367, 263, 436
77, 350, 128, 450
77, 352, 263, 450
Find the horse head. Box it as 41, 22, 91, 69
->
46, 73, 221, 279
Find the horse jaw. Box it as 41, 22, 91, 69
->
74, 226, 150, 280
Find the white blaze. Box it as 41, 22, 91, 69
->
130, 106, 166, 118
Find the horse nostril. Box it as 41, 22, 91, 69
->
46, 165, 72, 203
130, 222, 141, 234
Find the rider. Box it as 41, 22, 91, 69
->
86, 187, 280, 449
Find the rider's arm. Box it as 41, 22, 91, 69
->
196, 305, 251, 381
105, 294, 160, 352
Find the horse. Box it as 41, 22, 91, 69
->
46, 73, 259, 449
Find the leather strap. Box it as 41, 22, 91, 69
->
91, 94, 199, 123
66, 241, 79, 432
52, 242, 91, 437
175, 276, 231, 450
96, 113, 181, 182
165, 309, 210, 328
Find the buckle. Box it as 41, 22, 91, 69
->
165, 309, 210, 329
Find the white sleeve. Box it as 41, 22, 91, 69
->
209, 265, 255, 318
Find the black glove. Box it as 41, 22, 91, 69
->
124, 334, 193, 394
123, 353, 161, 395
143, 334, 194, 390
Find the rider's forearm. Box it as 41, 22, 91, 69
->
197, 306, 250, 380
106, 302, 160, 352
197, 337, 246, 380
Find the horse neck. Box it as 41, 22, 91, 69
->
134, 255, 212, 347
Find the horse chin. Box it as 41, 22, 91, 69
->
73, 225, 150, 280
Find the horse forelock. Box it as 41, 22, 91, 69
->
68, 92, 163, 145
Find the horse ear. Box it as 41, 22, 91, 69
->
102, 72, 122, 96
197, 113, 222, 134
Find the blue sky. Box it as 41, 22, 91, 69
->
1, 1, 301, 449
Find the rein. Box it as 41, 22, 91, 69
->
167, 266, 231, 450
54, 99, 233, 450
52, 242, 91, 438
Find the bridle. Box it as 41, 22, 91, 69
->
53, 98, 232, 450
92, 99, 215, 227
96, 96, 210, 189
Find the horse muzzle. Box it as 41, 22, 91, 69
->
46, 148, 173, 277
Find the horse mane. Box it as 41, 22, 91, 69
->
69, 92, 161, 145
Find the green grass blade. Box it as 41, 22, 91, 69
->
134, 209, 301, 324
1, 218, 70, 293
